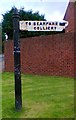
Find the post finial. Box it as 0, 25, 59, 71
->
13, 7, 19, 18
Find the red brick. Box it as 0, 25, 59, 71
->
4, 33, 74, 77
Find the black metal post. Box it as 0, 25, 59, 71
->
13, 8, 22, 111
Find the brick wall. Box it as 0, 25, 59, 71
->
4, 33, 74, 77
64, 1, 75, 33
4, 40, 14, 72
64, 1, 76, 78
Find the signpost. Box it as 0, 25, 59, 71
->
13, 8, 22, 111
13, 8, 68, 111
19, 20, 68, 31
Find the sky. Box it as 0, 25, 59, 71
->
0, 0, 69, 22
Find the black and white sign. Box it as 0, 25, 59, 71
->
19, 20, 68, 31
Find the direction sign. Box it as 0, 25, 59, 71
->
19, 20, 68, 31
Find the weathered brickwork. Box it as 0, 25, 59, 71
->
4, 33, 74, 77
4, 1, 76, 77
4, 40, 14, 72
